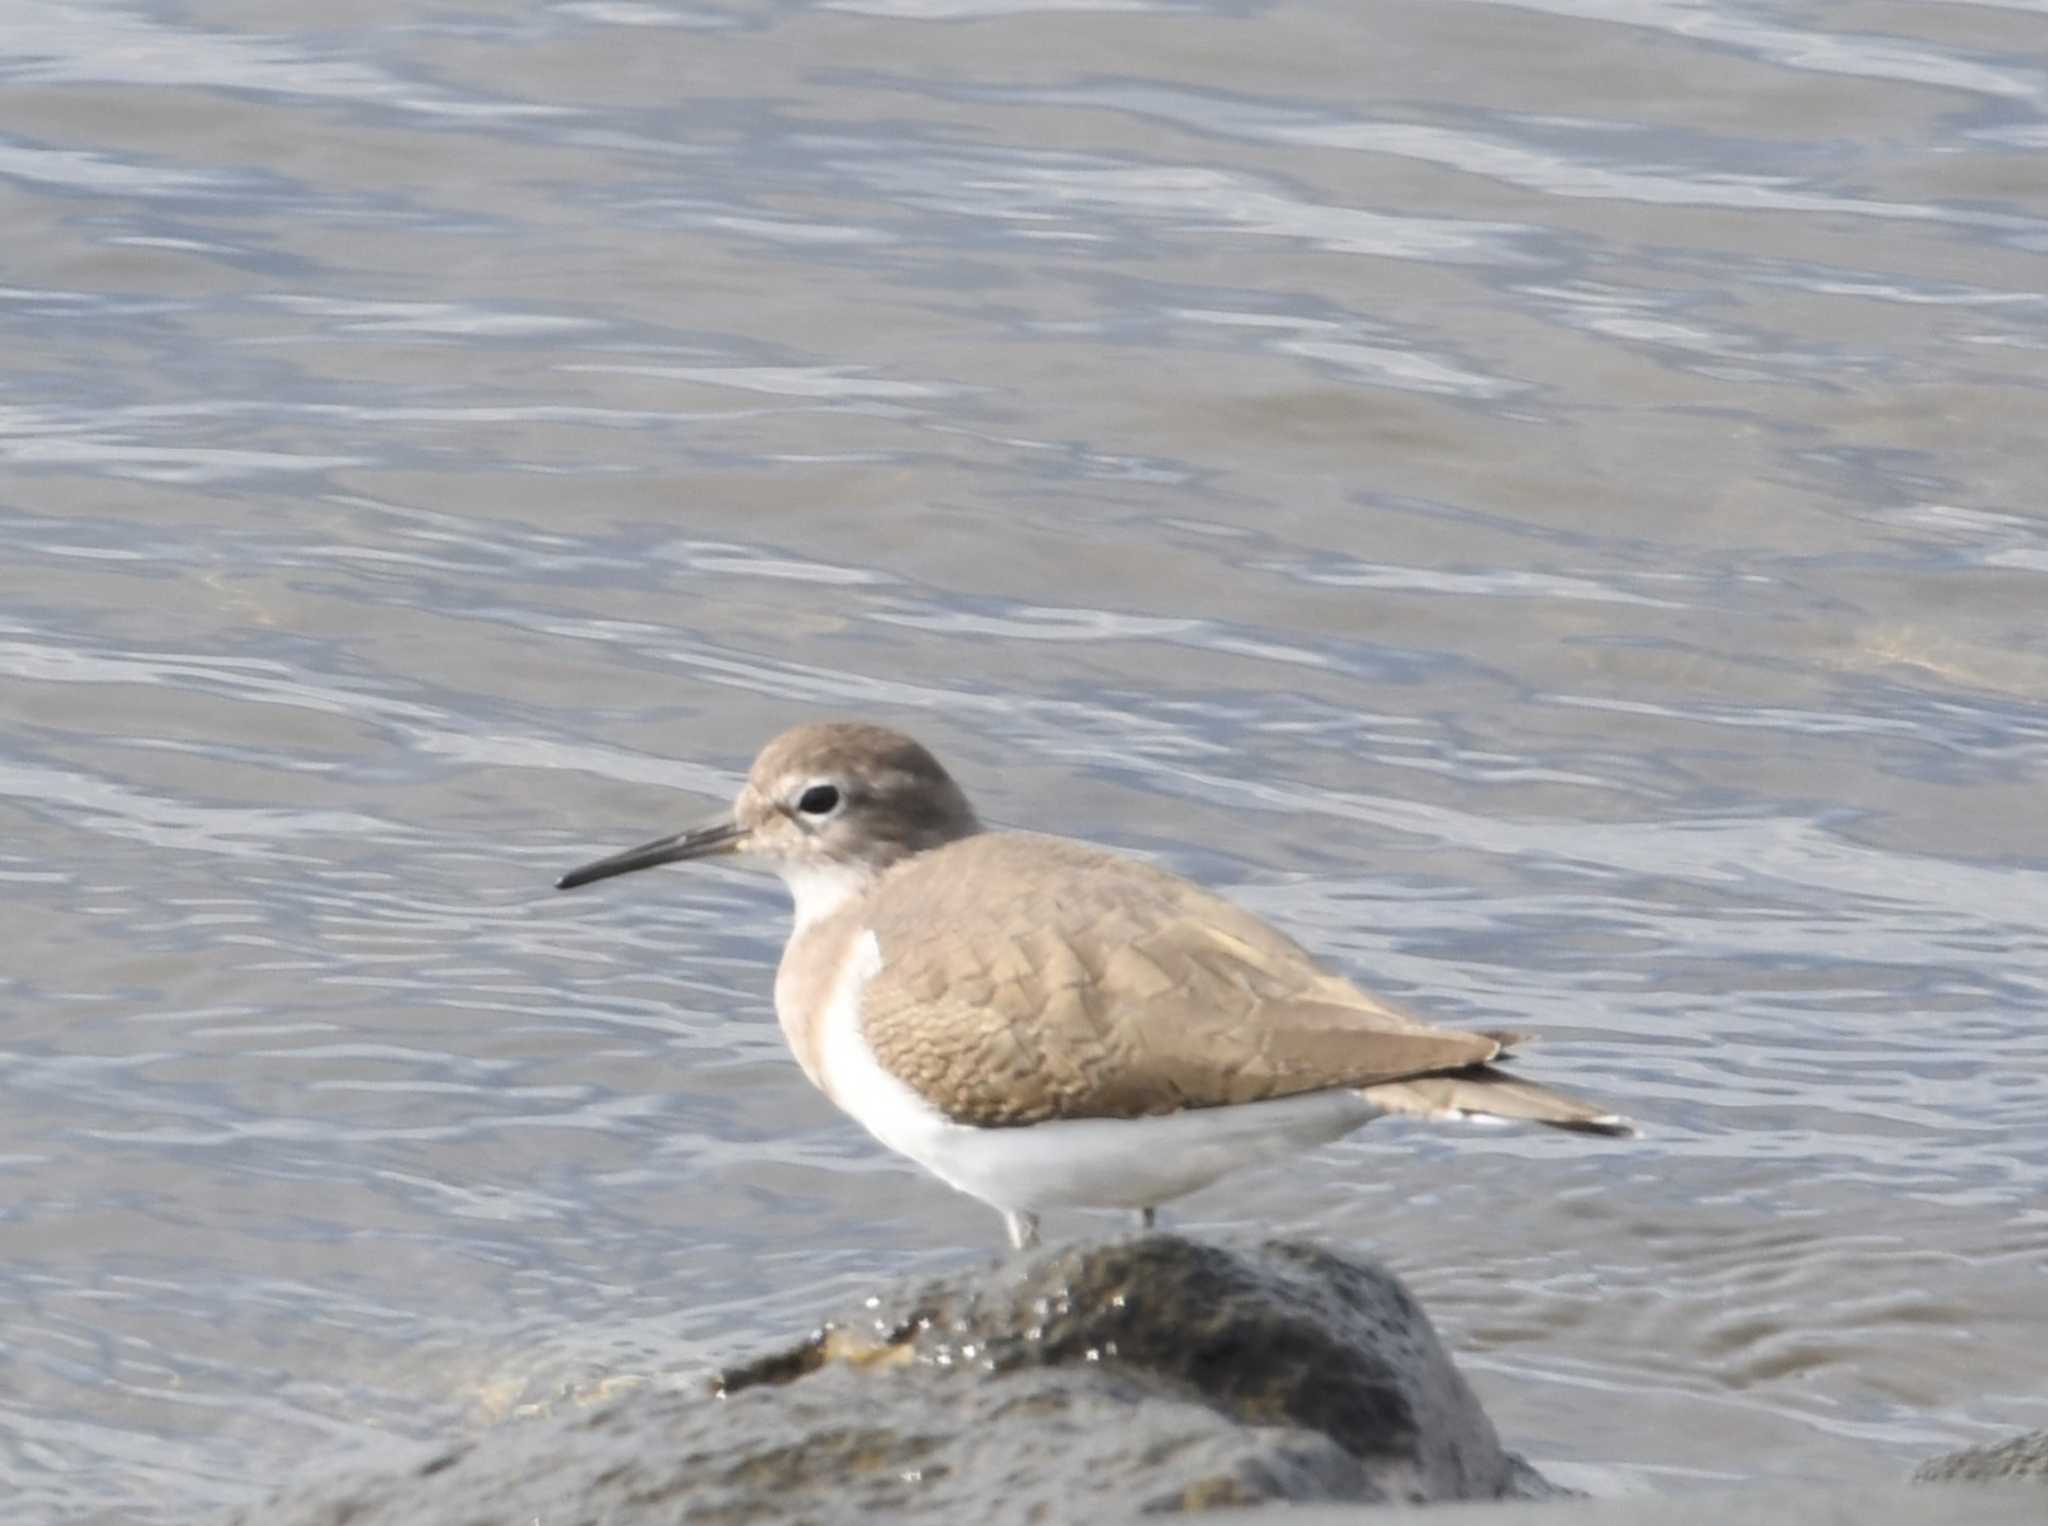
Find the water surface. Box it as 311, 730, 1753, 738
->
2, 0, 2046, 1518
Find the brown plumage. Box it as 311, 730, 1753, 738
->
789, 831, 1618, 1131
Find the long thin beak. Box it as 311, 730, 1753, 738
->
555, 813, 747, 890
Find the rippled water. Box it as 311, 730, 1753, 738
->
3, 0, 2046, 1519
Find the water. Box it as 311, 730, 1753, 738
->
2, 0, 2046, 1518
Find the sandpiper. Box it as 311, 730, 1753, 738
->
557, 722, 1631, 1249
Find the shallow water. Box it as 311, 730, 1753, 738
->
2, 0, 2046, 1518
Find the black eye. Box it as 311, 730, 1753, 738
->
796, 783, 841, 816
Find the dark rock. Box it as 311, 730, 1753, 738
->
1225, 1483, 2048, 1525
1915, 1430, 2048, 1485
231, 1234, 1557, 1525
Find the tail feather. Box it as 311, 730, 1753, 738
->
1362, 1064, 1635, 1138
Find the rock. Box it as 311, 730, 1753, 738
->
1915, 1430, 2048, 1485
232, 1234, 1557, 1525
1237, 1483, 2048, 1526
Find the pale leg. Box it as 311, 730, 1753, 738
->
1004, 1210, 1040, 1250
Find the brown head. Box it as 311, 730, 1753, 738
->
555, 722, 981, 920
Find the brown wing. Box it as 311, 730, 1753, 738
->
854, 832, 1499, 1126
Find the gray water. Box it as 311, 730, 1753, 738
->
3, 0, 2046, 1519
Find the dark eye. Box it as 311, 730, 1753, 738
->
796, 783, 841, 816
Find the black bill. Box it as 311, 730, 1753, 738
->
555, 814, 746, 890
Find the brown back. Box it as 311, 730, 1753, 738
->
845, 833, 1499, 1126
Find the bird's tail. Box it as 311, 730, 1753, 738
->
1361, 1063, 1635, 1137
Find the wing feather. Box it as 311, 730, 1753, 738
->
854, 833, 1501, 1126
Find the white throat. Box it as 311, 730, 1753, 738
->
778, 861, 875, 931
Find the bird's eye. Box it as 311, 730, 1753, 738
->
796, 783, 841, 817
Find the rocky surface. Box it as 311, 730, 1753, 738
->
1219, 1484, 2046, 1526
230, 1234, 1555, 1524
1914, 1429, 2048, 1485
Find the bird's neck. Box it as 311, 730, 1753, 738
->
779, 861, 881, 932
779, 821, 982, 932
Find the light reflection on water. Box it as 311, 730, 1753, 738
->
1, 0, 2046, 1519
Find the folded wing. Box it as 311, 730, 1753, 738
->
857, 834, 1512, 1126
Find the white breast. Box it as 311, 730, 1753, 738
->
815, 928, 957, 1155
779, 863, 873, 931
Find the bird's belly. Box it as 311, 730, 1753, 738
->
919, 1090, 1386, 1211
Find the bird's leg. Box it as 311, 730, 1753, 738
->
1136, 1207, 1158, 1232
1004, 1210, 1041, 1251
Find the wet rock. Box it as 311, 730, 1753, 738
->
233, 1234, 1557, 1525
1915, 1429, 2048, 1485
